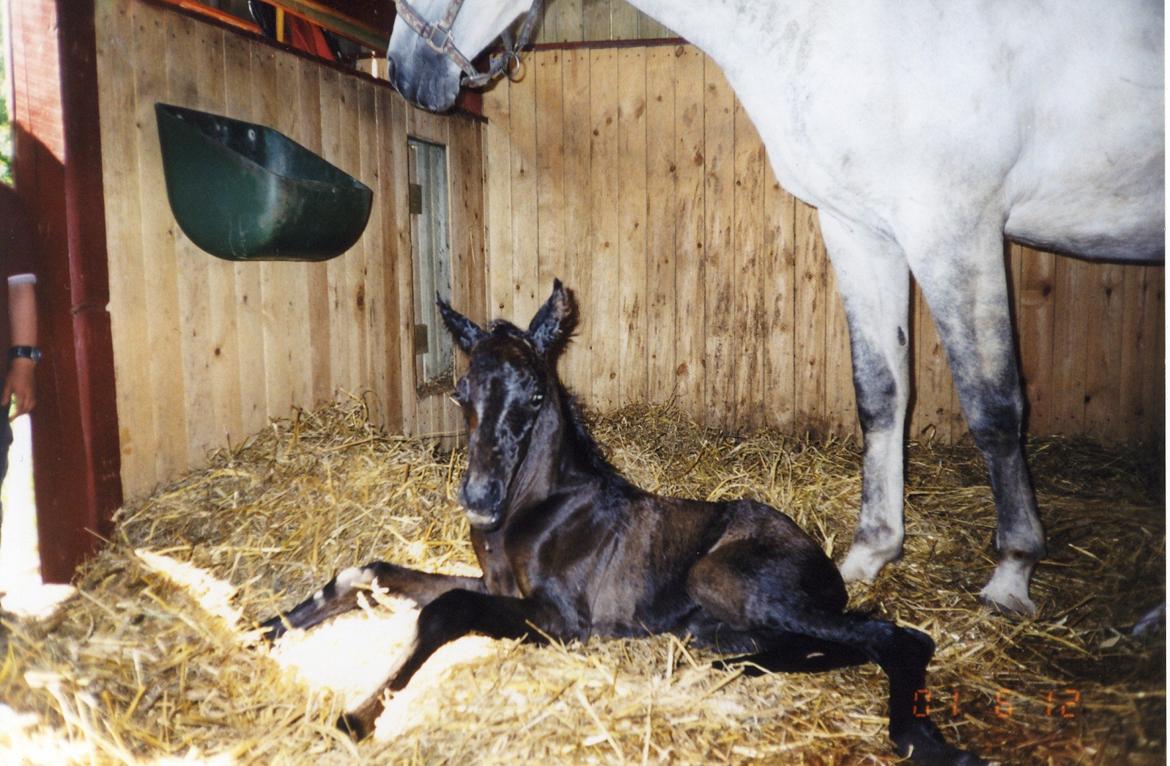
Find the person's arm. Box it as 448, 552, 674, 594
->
5, 275, 38, 418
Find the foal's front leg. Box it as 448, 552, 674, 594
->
339, 590, 568, 740
259, 562, 485, 641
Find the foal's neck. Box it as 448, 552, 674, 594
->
512, 383, 628, 511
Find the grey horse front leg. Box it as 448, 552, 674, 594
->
906, 220, 1045, 617
818, 212, 913, 583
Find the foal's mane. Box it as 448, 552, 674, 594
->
556, 385, 627, 484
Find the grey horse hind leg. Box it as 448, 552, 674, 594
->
907, 222, 1046, 617
817, 212, 914, 583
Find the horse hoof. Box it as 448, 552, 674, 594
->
337, 711, 373, 741
895, 722, 988, 765
838, 541, 900, 583
978, 557, 1038, 618
978, 577, 1037, 619
258, 615, 289, 643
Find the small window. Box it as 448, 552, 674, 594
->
408, 138, 453, 397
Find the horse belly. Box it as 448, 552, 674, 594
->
1005, 187, 1164, 262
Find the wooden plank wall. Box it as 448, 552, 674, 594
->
95, 0, 485, 499
537, 0, 674, 44
483, 44, 1166, 445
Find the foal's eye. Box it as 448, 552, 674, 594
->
530, 392, 544, 407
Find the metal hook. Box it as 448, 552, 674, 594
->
506, 51, 525, 82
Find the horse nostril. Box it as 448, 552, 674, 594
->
460, 478, 503, 511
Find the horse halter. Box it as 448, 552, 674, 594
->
392, 0, 542, 88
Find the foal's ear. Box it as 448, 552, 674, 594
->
437, 294, 487, 353
527, 279, 577, 358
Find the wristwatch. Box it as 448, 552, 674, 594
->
8, 346, 42, 364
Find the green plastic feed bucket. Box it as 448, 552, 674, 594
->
155, 103, 373, 262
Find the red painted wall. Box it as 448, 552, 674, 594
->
9, 0, 121, 582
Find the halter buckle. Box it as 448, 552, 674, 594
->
424, 23, 452, 53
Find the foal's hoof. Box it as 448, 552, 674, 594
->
337, 711, 373, 741
895, 723, 988, 765
258, 614, 289, 643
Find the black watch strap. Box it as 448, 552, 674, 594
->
8, 346, 42, 363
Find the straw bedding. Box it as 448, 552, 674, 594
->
0, 396, 1163, 765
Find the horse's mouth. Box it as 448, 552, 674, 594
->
465, 508, 502, 531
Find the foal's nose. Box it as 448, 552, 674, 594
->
460, 476, 504, 514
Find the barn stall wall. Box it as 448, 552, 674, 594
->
535, 0, 675, 43
95, 0, 486, 500
483, 44, 1165, 445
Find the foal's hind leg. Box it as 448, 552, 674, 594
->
713, 631, 869, 674
688, 536, 982, 764
259, 562, 484, 641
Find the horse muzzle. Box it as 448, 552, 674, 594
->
459, 477, 505, 531
385, 45, 461, 113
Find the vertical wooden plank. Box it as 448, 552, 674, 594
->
338, 74, 368, 396
193, 20, 243, 450
508, 56, 540, 322
732, 97, 765, 430
1082, 261, 1126, 440
390, 97, 419, 434
376, 88, 405, 434
638, 11, 673, 39
298, 58, 332, 406
358, 81, 387, 424
673, 45, 706, 418
644, 45, 677, 405
701, 58, 735, 429
1118, 264, 1151, 442
610, 0, 640, 40
536, 0, 560, 44
560, 49, 592, 394
483, 87, 514, 323
449, 118, 487, 332
272, 49, 313, 414
249, 46, 295, 420
823, 259, 856, 438
1148, 268, 1165, 442
1049, 257, 1089, 436
588, 47, 621, 410
319, 67, 351, 400
551, 0, 584, 44
222, 31, 267, 436
583, 0, 611, 41
132, 3, 189, 481
97, 0, 156, 496
535, 51, 566, 296
1015, 244, 1056, 436
763, 162, 797, 432
617, 48, 648, 406
793, 201, 826, 435
909, 284, 954, 443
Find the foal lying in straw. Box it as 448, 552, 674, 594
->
262, 281, 983, 764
